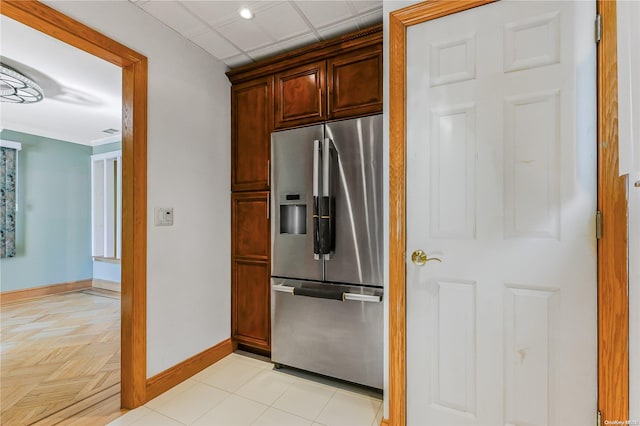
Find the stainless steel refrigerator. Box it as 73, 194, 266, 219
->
270, 114, 383, 389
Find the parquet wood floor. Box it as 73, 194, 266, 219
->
1, 289, 123, 425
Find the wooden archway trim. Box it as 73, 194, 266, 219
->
388, 1, 628, 425
1, 0, 149, 408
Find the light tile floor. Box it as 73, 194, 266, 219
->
108, 352, 383, 426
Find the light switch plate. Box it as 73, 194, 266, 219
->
155, 208, 173, 226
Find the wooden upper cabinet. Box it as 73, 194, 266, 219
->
327, 45, 383, 119
275, 61, 326, 129
232, 77, 272, 191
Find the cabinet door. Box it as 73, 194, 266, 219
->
232, 259, 270, 350
231, 191, 271, 351
327, 45, 383, 119
232, 192, 270, 259
232, 77, 272, 191
275, 61, 326, 129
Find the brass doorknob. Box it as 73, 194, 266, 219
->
411, 250, 442, 266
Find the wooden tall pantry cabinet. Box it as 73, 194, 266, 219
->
227, 24, 382, 354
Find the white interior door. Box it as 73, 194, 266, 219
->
406, 2, 597, 425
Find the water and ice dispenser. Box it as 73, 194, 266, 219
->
279, 193, 306, 235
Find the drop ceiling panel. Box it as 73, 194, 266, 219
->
358, 9, 384, 28
181, 1, 259, 27
217, 18, 275, 51
190, 30, 240, 59
294, 1, 354, 28
248, 33, 319, 61
317, 17, 361, 40
254, 2, 311, 41
129, 0, 382, 68
350, 1, 381, 13
139, 1, 206, 35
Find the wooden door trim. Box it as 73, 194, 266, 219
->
1, 0, 149, 408
388, 0, 627, 424
597, 1, 629, 422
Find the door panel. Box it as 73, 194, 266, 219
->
324, 115, 383, 287
327, 45, 383, 119
232, 77, 271, 191
271, 278, 383, 389
271, 125, 324, 282
274, 61, 326, 129
232, 259, 270, 350
406, 2, 596, 424
232, 192, 270, 259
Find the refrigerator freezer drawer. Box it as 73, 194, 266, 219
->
271, 278, 383, 389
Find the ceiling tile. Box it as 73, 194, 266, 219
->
254, 3, 311, 41
216, 17, 275, 51
248, 32, 319, 61
294, 1, 354, 28
182, 1, 258, 27
222, 54, 254, 68
190, 30, 240, 59
317, 17, 361, 40
139, 1, 206, 35
357, 8, 383, 27
350, 1, 382, 14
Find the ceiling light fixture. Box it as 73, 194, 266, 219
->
0, 63, 44, 104
239, 7, 254, 20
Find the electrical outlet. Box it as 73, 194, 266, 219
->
155, 208, 173, 226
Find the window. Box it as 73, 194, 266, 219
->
91, 150, 121, 260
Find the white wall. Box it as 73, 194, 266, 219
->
46, 0, 231, 377
382, 0, 419, 419
93, 260, 121, 283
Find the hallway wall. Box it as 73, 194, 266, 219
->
46, 0, 232, 377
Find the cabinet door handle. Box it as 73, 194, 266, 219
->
267, 160, 270, 188
267, 194, 270, 220
318, 88, 323, 117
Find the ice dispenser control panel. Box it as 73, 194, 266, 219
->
279, 193, 307, 235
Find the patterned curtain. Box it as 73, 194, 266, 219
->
0, 147, 17, 258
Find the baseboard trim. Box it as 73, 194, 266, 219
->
0, 279, 93, 304
92, 279, 121, 293
145, 338, 234, 401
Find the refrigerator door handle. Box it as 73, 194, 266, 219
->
272, 284, 294, 294
343, 293, 381, 303
272, 283, 381, 303
313, 140, 320, 198
313, 140, 321, 260
321, 138, 335, 260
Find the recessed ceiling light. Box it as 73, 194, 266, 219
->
102, 128, 120, 134
239, 7, 254, 20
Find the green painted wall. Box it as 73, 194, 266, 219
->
0, 130, 93, 292
93, 141, 121, 155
